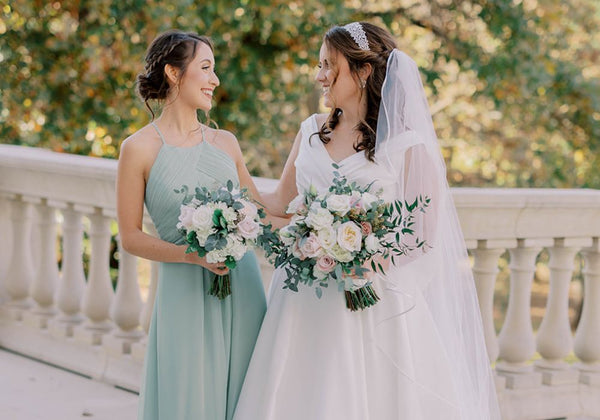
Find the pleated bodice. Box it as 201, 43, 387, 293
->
145, 141, 239, 244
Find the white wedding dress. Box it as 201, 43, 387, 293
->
233, 113, 500, 420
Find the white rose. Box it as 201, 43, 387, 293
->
237, 217, 261, 240
365, 234, 381, 254
306, 206, 334, 230
178, 204, 196, 231
239, 200, 258, 219
192, 205, 214, 230
316, 227, 336, 250
336, 221, 362, 252
286, 195, 304, 214
279, 225, 297, 246
327, 244, 354, 263
326, 194, 352, 215
360, 192, 379, 211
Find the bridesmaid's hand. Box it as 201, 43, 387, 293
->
182, 251, 230, 276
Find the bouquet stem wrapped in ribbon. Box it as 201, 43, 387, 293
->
260, 165, 430, 311
176, 180, 266, 300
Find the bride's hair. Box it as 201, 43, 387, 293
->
315, 22, 397, 161
136, 30, 212, 119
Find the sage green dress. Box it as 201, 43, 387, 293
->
138, 123, 267, 420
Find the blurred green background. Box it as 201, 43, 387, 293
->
2, 0, 599, 187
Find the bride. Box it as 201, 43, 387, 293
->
233, 22, 500, 419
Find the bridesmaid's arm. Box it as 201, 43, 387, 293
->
219, 130, 291, 229
116, 134, 229, 275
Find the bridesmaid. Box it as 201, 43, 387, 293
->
116, 30, 266, 420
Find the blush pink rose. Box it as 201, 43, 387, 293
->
316, 255, 336, 273
360, 221, 372, 236
300, 233, 323, 258
292, 239, 306, 260
237, 217, 260, 240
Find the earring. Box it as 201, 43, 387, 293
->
360, 79, 366, 89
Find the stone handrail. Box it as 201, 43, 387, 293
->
0, 144, 599, 420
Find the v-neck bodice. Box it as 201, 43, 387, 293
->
294, 114, 398, 202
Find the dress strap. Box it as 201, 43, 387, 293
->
150, 121, 166, 144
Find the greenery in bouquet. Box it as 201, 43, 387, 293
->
175, 180, 266, 299
260, 165, 430, 311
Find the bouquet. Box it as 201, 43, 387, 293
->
175, 180, 265, 299
260, 166, 430, 311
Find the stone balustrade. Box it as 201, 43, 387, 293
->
0, 144, 599, 420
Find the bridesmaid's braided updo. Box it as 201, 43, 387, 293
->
136, 30, 213, 119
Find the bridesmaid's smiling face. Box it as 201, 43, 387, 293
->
175, 42, 220, 112
315, 42, 361, 110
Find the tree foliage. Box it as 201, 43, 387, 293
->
0, 0, 349, 174
1, 0, 599, 188
355, 0, 600, 187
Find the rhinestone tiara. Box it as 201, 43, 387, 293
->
342, 22, 370, 51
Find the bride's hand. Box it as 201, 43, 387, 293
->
182, 251, 230, 276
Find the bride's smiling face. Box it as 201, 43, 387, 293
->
315, 42, 360, 110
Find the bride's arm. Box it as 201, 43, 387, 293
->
219, 130, 293, 228
259, 129, 302, 218
390, 143, 442, 267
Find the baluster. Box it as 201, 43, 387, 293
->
132, 221, 159, 362
49, 204, 86, 337
0, 194, 13, 301
132, 258, 158, 363
471, 242, 507, 363
105, 236, 144, 355
575, 238, 600, 387
74, 208, 114, 345
5, 195, 35, 318
139, 220, 159, 335
141, 259, 159, 334
24, 199, 60, 328
497, 240, 546, 388
536, 238, 586, 386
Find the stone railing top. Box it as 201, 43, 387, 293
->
1, 144, 599, 240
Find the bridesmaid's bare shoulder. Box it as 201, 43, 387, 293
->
204, 127, 243, 164
118, 124, 164, 177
